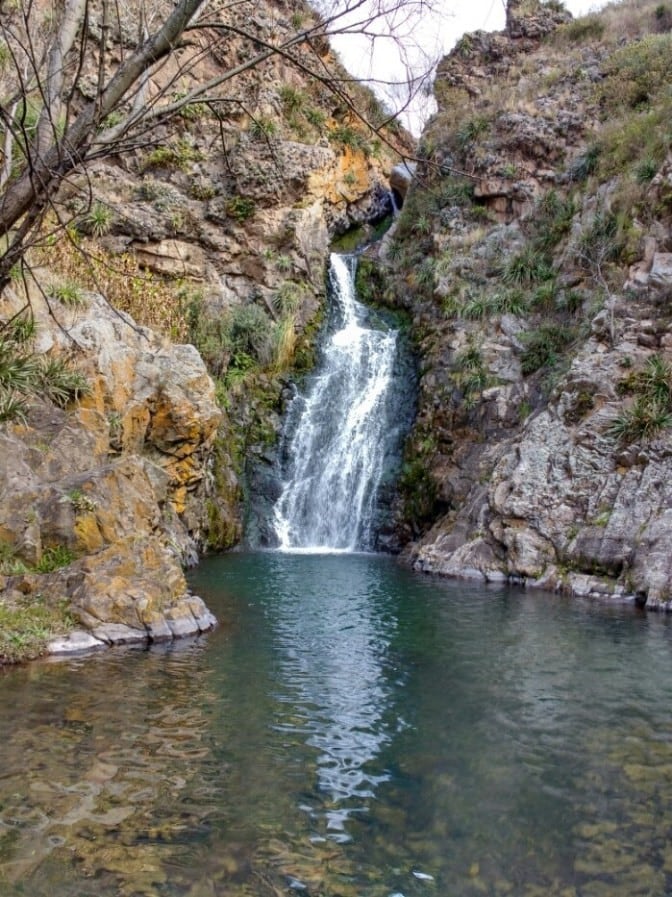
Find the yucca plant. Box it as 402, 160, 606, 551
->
0, 316, 89, 423
642, 353, 672, 404
38, 357, 90, 407
503, 247, 554, 286
0, 320, 41, 422
609, 354, 672, 443
461, 292, 492, 320
82, 201, 115, 237
608, 397, 672, 443
0, 392, 29, 424
272, 282, 303, 316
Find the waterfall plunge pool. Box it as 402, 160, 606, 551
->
1, 550, 671, 897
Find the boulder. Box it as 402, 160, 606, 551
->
0, 290, 223, 654
390, 162, 416, 206
133, 239, 207, 279
649, 253, 672, 288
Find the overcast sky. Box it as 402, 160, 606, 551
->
329, 0, 609, 133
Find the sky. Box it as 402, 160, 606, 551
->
328, 0, 609, 133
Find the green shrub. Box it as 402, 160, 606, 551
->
249, 116, 277, 140
608, 397, 672, 442
305, 107, 326, 129
279, 84, 306, 115
392, 179, 468, 245
556, 15, 605, 43
461, 292, 492, 320
101, 109, 123, 129
597, 105, 672, 179
520, 325, 574, 374
503, 247, 554, 286
365, 94, 395, 129
437, 178, 476, 208
0, 319, 41, 423
469, 289, 525, 317
542, 0, 566, 11
142, 138, 204, 172
328, 125, 369, 153
48, 280, 87, 307
226, 196, 256, 222
577, 210, 622, 268
415, 258, 436, 290
10, 318, 35, 345
653, 3, 672, 31
642, 354, 672, 404
35, 545, 76, 573
635, 157, 659, 183
189, 181, 217, 201
598, 34, 672, 111
529, 190, 576, 251
568, 145, 601, 182
67, 488, 98, 513
456, 115, 491, 151
38, 357, 90, 407
354, 257, 389, 305
173, 93, 209, 121
188, 300, 278, 384
136, 179, 177, 205
451, 342, 491, 406
0, 541, 28, 575
398, 457, 439, 531
273, 281, 305, 316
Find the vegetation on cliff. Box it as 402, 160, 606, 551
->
379, 0, 672, 605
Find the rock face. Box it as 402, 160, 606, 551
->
0, 0, 407, 657
382, 0, 672, 608
0, 287, 223, 649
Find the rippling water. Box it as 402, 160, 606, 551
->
1, 552, 672, 896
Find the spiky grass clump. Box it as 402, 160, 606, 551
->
0, 315, 89, 423
609, 354, 672, 442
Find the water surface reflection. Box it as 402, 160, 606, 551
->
0, 553, 672, 897
260, 554, 400, 838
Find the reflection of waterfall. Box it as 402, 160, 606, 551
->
269, 555, 397, 841
273, 253, 399, 552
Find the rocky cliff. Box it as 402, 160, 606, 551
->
0, 0, 405, 660
380, 0, 672, 607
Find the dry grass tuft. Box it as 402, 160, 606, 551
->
35, 236, 194, 341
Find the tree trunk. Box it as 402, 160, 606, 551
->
0, 0, 205, 242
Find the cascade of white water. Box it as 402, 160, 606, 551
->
273, 253, 398, 552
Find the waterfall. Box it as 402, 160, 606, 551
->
272, 253, 400, 552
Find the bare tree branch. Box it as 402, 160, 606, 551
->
0, 0, 444, 291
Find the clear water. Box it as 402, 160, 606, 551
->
1, 552, 672, 897
273, 254, 400, 551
